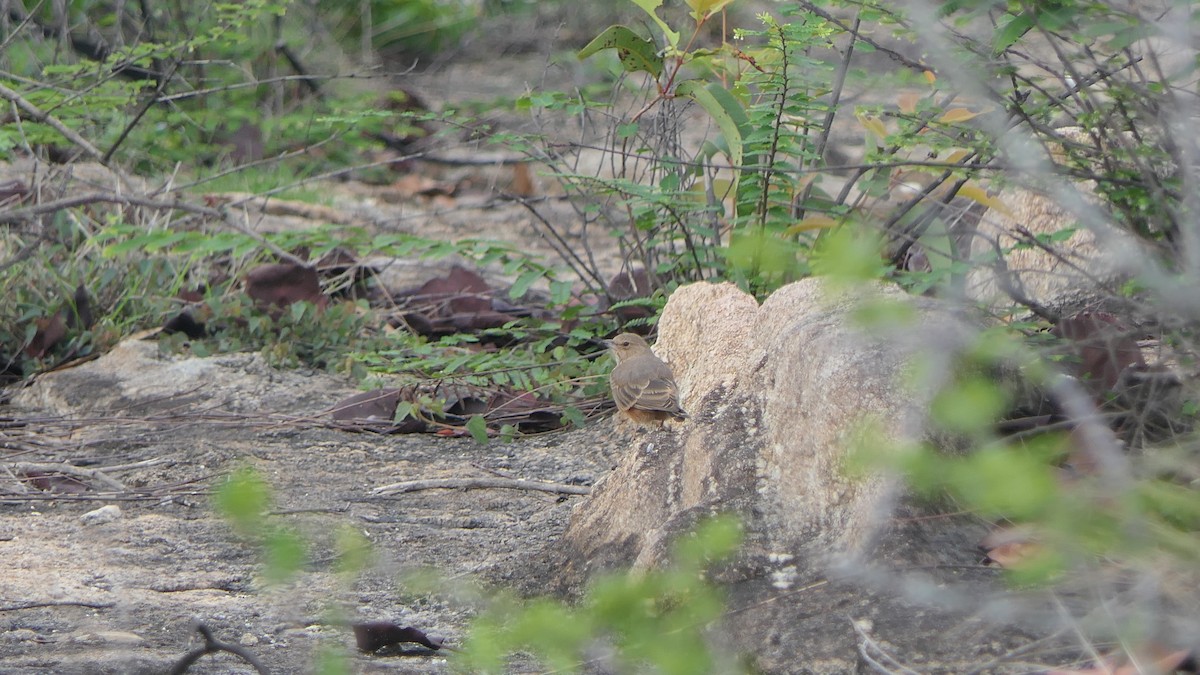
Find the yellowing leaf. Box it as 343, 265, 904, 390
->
630, 0, 681, 49
686, 0, 735, 20
939, 108, 980, 123
958, 183, 1014, 218
944, 149, 971, 164
897, 92, 920, 114
923, 70, 937, 84
785, 215, 838, 235
857, 113, 888, 139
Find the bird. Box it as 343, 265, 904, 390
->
607, 332, 688, 427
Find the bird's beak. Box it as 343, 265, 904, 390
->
603, 339, 615, 349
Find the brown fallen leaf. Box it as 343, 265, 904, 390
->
1047, 645, 1193, 675
604, 267, 654, 330
395, 265, 522, 337
509, 162, 536, 197
1052, 311, 1145, 396
19, 470, 89, 494
24, 312, 67, 358
352, 621, 455, 653
330, 388, 426, 434
244, 262, 326, 311
979, 524, 1041, 568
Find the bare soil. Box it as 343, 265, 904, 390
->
2, 339, 622, 673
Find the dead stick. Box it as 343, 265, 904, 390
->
372, 477, 591, 496
9, 462, 127, 491
0, 600, 115, 612
0, 82, 106, 163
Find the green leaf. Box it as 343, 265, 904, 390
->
549, 280, 573, 306
675, 80, 747, 174
214, 466, 270, 537
466, 414, 489, 444
993, 13, 1034, 53
931, 374, 1009, 434
394, 401, 416, 423
627, 0, 681, 49
334, 525, 373, 576
263, 528, 306, 584
561, 406, 586, 429
578, 25, 664, 78
685, 0, 735, 21
509, 269, 543, 299
949, 447, 1057, 520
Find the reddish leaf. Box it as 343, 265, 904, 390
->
20, 470, 89, 494
1048, 646, 1194, 674
352, 621, 450, 653
244, 263, 325, 310
24, 312, 67, 358
1052, 312, 1145, 395
330, 389, 426, 434
979, 525, 1040, 568
395, 265, 519, 337
605, 267, 654, 329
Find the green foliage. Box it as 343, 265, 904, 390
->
459, 515, 744, 674
214, 466, 308, 584
0, 215, 191, 368
0, 0, 449, 182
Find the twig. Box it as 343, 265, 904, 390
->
103, 57, 182, 162
852, 617, 922, 674
0, 81, 106, 163
0, 190, 308, 266
372, 476, 591, 496
9, 461, 127, 491
169, 623, 269, 675
89, 457, 172, 472
0, 600, 115, 612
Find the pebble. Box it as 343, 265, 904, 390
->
71, 630, 145, 646
239, 632, 259, 646
80, 505, 122, 525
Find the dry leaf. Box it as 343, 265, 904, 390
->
244, 263, 326, 310
509, 162, 536, 197
957, 183, 1014, 218
939, 108, 980, 123
785, 215, 838, 235
857, 113, 888, 139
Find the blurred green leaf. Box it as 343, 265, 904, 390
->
467, 414, 489, 443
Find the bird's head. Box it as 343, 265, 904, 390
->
606, 332, 651, 363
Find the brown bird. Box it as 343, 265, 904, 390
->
607, 333, 688, 427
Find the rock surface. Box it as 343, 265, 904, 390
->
557, 279, 1042, 672
965, 127, 1141, 316
2, 287, 1066, 674
2, 339, 617, 674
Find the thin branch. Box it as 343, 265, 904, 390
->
0, 600, 116, 612
372, 476, 591, 497
169, 623, 269, 675
0, 81, 106, 163
9, 461, 127, 491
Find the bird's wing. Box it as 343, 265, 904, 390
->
633, 377, 683, 414
611, 376, 646, 411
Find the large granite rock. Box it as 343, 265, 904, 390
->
557, 279, 1040, 672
